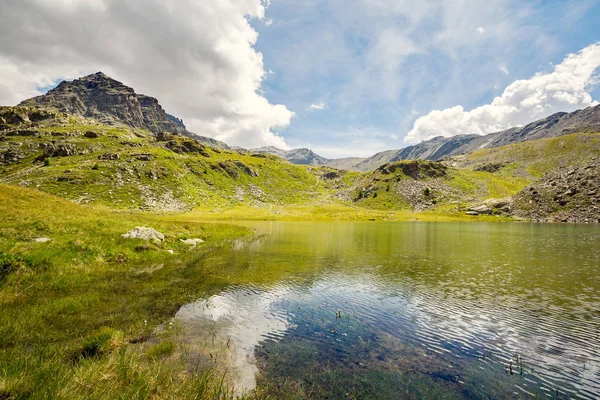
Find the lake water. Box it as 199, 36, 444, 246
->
175, 221, 600, 399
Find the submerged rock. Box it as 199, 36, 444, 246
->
122, 227, 164, 242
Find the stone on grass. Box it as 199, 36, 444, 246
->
122, 227, 164, 242
180, 238, 204, 248
33, 237, 52, 243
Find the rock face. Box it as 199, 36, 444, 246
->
122, 227, 165, 242
512, 158, 600, 223
467, 204, 493, 215
19, 72, 232, 150
20, 72, 186, 134
376, 160, 447, 179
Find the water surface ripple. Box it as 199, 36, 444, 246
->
176, 222, 600, 399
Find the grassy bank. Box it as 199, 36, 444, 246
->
0, 184, 253, 399
172, 203, 512, 223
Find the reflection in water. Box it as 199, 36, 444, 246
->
176, 284, 293, 392
176, 222, 600, 399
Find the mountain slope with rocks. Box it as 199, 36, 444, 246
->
512, 158, 600, 223
20, 72, 186, 134
19, 72, 230, 150
2, 72, 600, 223
0, 103, 531, 215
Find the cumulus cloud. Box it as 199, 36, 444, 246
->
475, 27, 486, 34
405, 42, 600, 144
0, 0, 293, 149
310, 102, 326, 110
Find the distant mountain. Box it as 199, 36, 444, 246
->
253, 105, 600, 172
253, 146, 330, 166
351, 105, 600, 171
19, 72, 229, 149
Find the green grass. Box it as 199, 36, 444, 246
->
172, 203, 511, 223
447, 169, 530, 199
0, 184, 252, 399
461, 132, 600, 178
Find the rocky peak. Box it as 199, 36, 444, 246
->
19, 72, 186, 135
251, 146, 330, 166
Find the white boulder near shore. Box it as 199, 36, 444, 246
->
180, 238, 204, 248
122, 227, 165, 242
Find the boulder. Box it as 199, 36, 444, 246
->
84, 131, 100, 138
98, 153, 120, 160
484, 198, 511, 209
180, 238, 204, 248
468, 204, 493, 215
122, 227, 164, 242
33, 237, 52, 243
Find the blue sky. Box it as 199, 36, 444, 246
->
1, 0, 599, 157
251, 0, 600, 157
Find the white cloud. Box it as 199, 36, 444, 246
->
405, 42, 600, 144
475, 27, 485, 34
310, 102, 326, 110
0, 0, 293, 149
498, 62, 510, 75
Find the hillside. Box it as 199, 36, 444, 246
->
512, 158, 600, 223
0, 106, 335, 212
2, 72, 600, 223
0, 102, 538, 219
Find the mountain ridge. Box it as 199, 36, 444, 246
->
19, 72, 230, 150
255, 105, 600, 171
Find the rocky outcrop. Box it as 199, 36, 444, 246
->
467, 204, 493, 215
376, 160, 447, 179
512, 158, 600, 223
20, 72, 186, 135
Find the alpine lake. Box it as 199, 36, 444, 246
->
173, 221, 600, 399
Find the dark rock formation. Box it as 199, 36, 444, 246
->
19, 72, 232, 150
20, 72, 186, 135
376, 161, 447, 179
